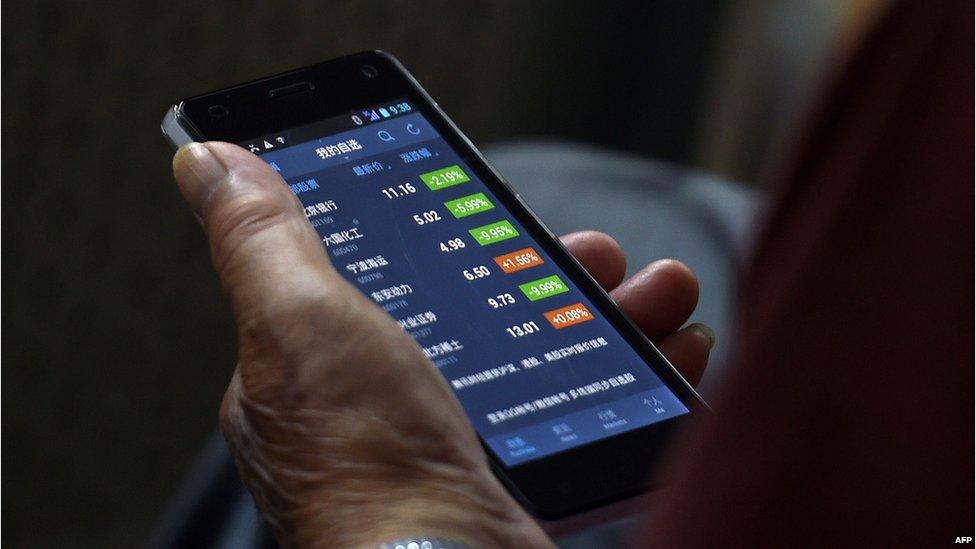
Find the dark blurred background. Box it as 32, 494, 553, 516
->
2, 1, 854, 546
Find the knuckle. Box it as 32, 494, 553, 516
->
249, 280, 359, 341
235, 283, 364, 388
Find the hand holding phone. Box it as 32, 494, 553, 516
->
173, 142, 555, 547
172, 142, 708, 546
164, 52, 710, 544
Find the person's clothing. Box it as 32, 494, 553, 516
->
145, 147, 758, 549
643, 1, 973, 546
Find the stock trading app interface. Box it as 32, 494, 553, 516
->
247, 101, 688, 466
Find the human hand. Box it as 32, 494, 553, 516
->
172, 142, 713, 548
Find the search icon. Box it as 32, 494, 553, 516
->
377, 130, 395, 142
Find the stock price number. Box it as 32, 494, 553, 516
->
505, 321, 541, 339
462, 265, 491, 281
487, 293, 516, 309
381, 183, 417, 199
413, 210, 443, 225
439, 237, 466, 253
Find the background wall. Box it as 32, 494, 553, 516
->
1, 2, 727, 546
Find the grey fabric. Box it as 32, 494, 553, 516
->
486, 140, 760, 395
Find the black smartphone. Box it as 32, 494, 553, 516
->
162, 51, 707, 519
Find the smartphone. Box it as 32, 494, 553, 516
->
162, 51, 707, 519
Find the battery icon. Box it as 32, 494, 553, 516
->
378, 107, 391, 118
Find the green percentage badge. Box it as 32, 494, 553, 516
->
444, 192, 495, 218
518, 274, 569, 301
420, 164, 471, 191
469, 220, 519, 246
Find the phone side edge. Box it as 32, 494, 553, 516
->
161, 105, 197, 150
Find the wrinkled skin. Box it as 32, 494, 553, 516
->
173, 142, 713, 548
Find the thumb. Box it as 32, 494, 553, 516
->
172, 142, 347, 328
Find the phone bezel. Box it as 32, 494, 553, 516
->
168, 50, 709, 519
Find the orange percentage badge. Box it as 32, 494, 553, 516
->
493, 247, 544, 274
544, 302, 594, 329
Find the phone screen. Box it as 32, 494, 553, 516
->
244, 100, 688, 467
